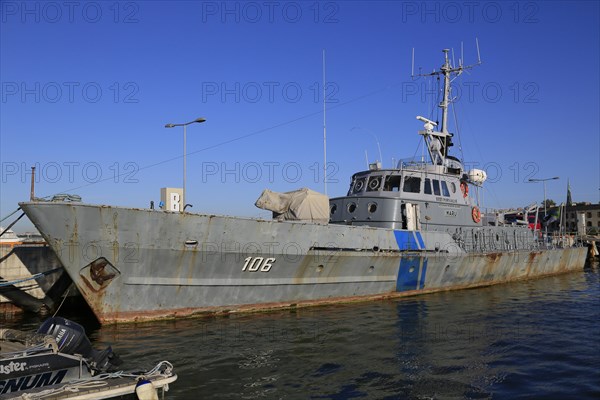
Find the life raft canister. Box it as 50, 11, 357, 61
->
460, 182, 469, 198
472, 206, 481, 223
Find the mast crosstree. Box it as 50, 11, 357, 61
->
412, 42, 482, 167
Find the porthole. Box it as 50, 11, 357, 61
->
368, 202, 377, 213
348, 203, 357, 213
330, 204, 337, 215
451, 182, 456, 193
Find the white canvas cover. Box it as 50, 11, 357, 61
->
255, 188, 329, 224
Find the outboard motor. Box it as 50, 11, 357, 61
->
37, 317, 122, 372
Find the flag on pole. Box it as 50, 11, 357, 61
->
566, 180, 573, 206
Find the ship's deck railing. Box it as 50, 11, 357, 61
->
396, 157, 429, 170
479, 207, 586, 248
395, 158, 456, 176
432, 223, 585, 253
481, 207, 534, 216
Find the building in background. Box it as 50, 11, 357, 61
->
562, 203, 600, 234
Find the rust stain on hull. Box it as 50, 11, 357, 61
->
18, 200, 590, 325
95, 262, 585, 325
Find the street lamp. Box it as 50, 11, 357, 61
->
164, 117, 206, 212
528, 176, 560, 218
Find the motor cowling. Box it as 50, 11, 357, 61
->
37, 317, 122, 372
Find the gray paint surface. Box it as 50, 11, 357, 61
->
19, 202, 586, 324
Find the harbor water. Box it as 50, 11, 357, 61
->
2, 261, 599, 399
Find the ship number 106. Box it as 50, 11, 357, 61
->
243, 257, 276, 272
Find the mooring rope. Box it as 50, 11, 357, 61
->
0, 207, 21, 223
0, 267, 63, 287
0, 212, 25, 238
17, 361, 175, 399
52, 286, 71, 318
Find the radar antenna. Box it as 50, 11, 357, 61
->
412, 39, 482, 134
411, 40, 482, 167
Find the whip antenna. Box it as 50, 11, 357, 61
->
322, 49, 327, 195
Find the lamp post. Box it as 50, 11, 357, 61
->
529, 176, 559, 239
528, 176, 560, 217
165, 117, 206, 212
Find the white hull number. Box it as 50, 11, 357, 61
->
243, 257, 276, 272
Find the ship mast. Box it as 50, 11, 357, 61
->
431, 48, 480, 135
413, 43, 482, 164
440, 49, 452, 134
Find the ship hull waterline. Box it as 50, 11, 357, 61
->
19, 202, 588, 324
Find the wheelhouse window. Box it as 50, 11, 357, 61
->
383, 175, 401, 191
367, 175, 382, 192
403, 177, 421, 193
352, 178, 366, 194
441, 181, 450, 197
432, 180, 441, 196
424, 179, 432, 195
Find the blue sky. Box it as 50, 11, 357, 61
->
1, 0, 599, 231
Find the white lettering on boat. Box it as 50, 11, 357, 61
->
0, 362, 26, 375
243, 257, 276, 272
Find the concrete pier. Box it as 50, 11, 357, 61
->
0, 244, 67, 311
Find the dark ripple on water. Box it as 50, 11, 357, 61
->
2, 263, 599, 399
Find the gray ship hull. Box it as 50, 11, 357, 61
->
19, 202, 587, 324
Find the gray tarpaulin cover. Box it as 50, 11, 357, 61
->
255, 188, 329, 224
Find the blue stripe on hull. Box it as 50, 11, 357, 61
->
415, 232, 425, 249
396, 257, 428, 292
419, 258, 427, 289
393, 230, 424, 250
